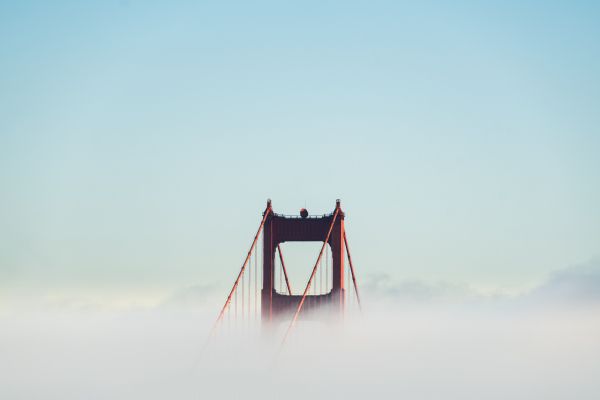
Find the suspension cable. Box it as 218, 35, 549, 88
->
344, 231, 361, 310
278, 251, 282, 293
277, 245, 293, 295
347, 261, 350, 306
255, 234, 258, 320
326, 245, 329, 293
206, 206, 271, 342
281, 208, 340, 347
247, 251, 250, 321
241, 265, 244, 322
320, 248, 323, 294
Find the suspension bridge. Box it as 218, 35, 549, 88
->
208, 199, 361, 344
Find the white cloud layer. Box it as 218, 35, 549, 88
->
2, 262, 600, 399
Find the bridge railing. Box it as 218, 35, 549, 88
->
271, 212, 335, 219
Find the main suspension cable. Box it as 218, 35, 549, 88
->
280, 208, 340, 347
205, 206, 271, 344
277, 245, 292, 295
344, 231, 361, 310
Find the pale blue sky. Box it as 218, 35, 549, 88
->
1, 1, 599, 296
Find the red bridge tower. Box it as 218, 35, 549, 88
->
209, 199, 360, 343
262, 199, 346, 323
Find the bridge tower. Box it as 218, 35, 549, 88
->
208, 199, 360, 343
261, 199, 346, 323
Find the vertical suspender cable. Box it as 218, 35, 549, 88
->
269, 223, 273, 320
279, 249, 282, 293
242, 267, 245, 322
205, 207, 271, 344
314, 263, 317, 295
248, 249, 251, 321
247, 253, 250, 321
326, 245, 329, 293
314, 261, 317, 295
255, 235, 258, 320
314, 257, 318, 295
260, 233, 263, 320
320, 249, 323, 294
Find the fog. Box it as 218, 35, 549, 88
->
2, 266, 600, 399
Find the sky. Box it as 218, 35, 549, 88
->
1, 3, 600, 399
1, 0, 600, 306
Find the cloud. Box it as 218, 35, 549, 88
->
362, 273, 479, 304
3, 264, 600, 399
362, 259, 600, 308
159, 284, 217, 309
526, 259, 600, 305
